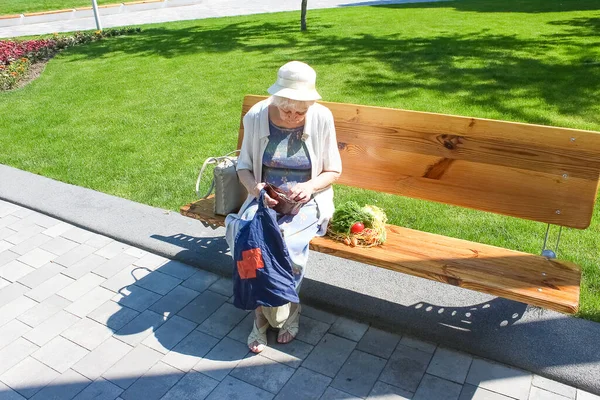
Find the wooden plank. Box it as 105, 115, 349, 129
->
180, 197, 580, 314
240, 95, 600, 228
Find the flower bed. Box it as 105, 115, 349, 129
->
0, 27, 141, 90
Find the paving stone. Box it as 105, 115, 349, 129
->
43, 222, 75, 238
73, 337, 133, 380
208, 277, 233, 297
72, 378, 124, 400
0, 337, 39, 376
142, 315, 197, 354
65, 286, 116, 317
296, 315, 330, 346
193, 337, 249, 381
356, 326, 401, 359
102, 344, 163, 389
577, 390, 600, 400
61, 227, 97, 244
17, 295, 70, 327
9, 207, 35, 219
32, 336, 89, 373
58, 272, 106, 301
88, 300, 140, 331
0, 240, 13, 253
0, 201, 19, 217
0, 277, 10, 289
39, 236, 80, 256
180, 269, 220, 292
95, 242, 130, 260
0, 296, 37, 328
124, 247, 148, 258
161, 371, 219, 400
17, 248, 57, 269
331, 350, 387, 397
0, 357, 60, 398
466, 358, 532, 400
458, 384, 515, 400
274, 367, 331, 400
368, 381, 413, 399
227, 312, 256, 344
301, 305, 338, 325
528, 386, 572, 400
413, 374, 462, 400
0, 250, 20, 269
177, 290, 228, 325
0, 319, 31, 351
5, 224, 45, 245
7, 234, 52, 256
0, 260, 35, 283
0, 381, 26, 400
120, 362, 183, 400
329, 317, 369, 342
17, 262, 64, 289
101, 264, 150, 293
114, 309, 166, 346
161, 330, 220, 372
0, 215, 20, 229
427, 347, 473, 384
260, 333, 314, 369
379, 344, 433, 392
92, 254, 138, 279
206, 376, 274, 400
5, 216, 36, 231
132, 253, 169, 270
148, 285, 199, 319
111, 285, 162, 312
30, 368, 91, 400
532, 375, 576, 399
23, 310, 80, 346
85, 235, 113, 249
26, 273, 75, 302
321, 387, 361, 399
0, 227, 17, 242
62, 318, 115, 350
24, 213, 61, 229
62, 254, 110, 280
399, 335, 437, 354
133, 271, 182, 296
52, 244, 97, 268
0, 282, 29, 307
302, 333, 356, 378
155, 260, 198, 280
231, 353, 295, 394
197, 302, 248, 338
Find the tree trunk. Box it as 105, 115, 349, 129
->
301, 0, 308, 31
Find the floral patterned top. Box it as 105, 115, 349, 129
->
262, 119, 312, 192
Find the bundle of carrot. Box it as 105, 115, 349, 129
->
327, 201, 387, 247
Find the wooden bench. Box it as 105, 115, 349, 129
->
181, 95, 600, 314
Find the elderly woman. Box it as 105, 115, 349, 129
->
225, 61, 342, 353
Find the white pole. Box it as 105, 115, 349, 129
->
91, 0, 102, 31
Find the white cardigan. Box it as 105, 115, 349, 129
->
236, 99, 343, 234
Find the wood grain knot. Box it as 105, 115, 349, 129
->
437, 134, 463, 151
337, 142, 347, 150
447, 277, 461, 286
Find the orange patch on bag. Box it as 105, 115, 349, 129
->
237, 248, 264, 279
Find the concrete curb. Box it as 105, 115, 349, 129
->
1, 163, 599, 394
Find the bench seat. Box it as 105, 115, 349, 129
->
181, 196, 581, 314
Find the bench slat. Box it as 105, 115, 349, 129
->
180, 197, 580, 314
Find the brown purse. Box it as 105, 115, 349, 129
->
264, 183, 303, 215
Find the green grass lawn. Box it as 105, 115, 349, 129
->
1, 0, 600, 320
1, 0, 116, 15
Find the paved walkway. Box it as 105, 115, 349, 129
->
0, 0, 440, 38
0, 199, 597, 399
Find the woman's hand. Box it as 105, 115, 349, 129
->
252, 182, 278, 208
290, 181, 314, 203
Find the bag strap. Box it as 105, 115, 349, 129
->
195, 150, 241, 199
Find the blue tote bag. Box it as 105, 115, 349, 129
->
232, 190, 300, 310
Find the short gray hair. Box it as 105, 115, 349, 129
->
270, 95, 315, 112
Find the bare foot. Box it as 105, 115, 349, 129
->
249, 308, 268, 353
277, 303, 299, 344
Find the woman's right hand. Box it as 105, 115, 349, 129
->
252, 182, 278, 208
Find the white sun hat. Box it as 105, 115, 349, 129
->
267, 61, 322, 101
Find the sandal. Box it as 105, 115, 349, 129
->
277, 304, 301, 343
247, 319, 269, 353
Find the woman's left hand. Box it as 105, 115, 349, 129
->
289, 182, 314, 203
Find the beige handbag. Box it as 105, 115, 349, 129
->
196, 151, 248, 216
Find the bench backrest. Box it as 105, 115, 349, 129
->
239, 95, 600, 229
